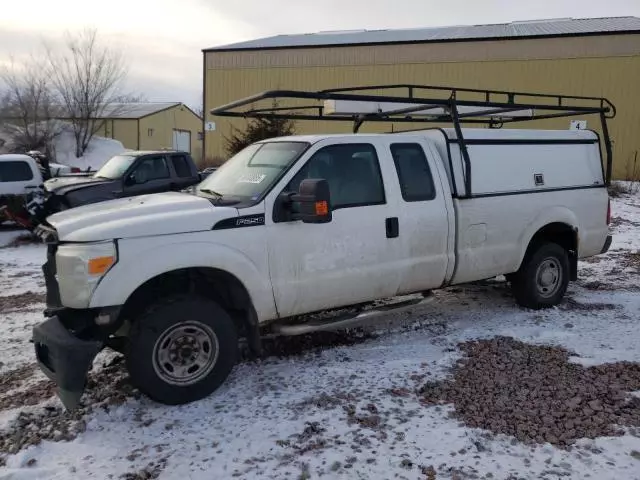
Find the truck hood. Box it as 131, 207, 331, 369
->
46, 192, 237, 242
44, 175, 111, 195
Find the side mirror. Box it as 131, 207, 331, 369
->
290, 178, 332, 224
124, 175, 136, 186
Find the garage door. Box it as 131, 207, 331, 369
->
172, 130, 191, 153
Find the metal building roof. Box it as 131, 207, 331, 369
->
205, 16, 640, 52
97, 102, 182, 119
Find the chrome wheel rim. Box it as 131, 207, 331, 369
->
535, 258, 562, 298
152, 321, 219, 386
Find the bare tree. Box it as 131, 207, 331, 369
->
46, 28, 130, 157
0, 56, 60, 157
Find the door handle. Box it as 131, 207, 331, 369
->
385, 217, 399, 238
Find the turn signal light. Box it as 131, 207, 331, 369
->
315, 201, 329, 216
88, 256, 115, 275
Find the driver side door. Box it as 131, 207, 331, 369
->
124, 155, 172, 196
266, 140, 405, 318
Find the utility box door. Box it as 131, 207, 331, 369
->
172, 130, 191, 153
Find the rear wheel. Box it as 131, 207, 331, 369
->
511, 242, 570, 310
126, 296, 238, 405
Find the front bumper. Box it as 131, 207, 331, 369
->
33, 316, 103, 410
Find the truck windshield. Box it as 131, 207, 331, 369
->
94, 155, 136, 179
197, 141, 309, 202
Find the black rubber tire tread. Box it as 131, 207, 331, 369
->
125, 295, 238, 405
511, 242, 570, 310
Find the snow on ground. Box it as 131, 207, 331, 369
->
0, 243, 45, 297
54, 126, 128, 172
0, 189, 638, 479
0, 227, 24, 250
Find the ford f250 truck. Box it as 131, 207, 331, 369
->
32, 85, 614, 410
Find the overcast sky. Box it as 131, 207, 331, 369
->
2, 0, 639, 109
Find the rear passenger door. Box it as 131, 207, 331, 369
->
386, 141, 452, 294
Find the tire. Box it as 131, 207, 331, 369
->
511, 242, 570, 310
125, 295, 238, 405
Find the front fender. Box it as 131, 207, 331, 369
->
89, 237, 277, 322
514, 206, 580, 269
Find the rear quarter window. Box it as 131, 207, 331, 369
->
390, 143, 436, 202
171, 155, 192, 178
0, 161, 34, 182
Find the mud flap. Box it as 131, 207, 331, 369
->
33, 316, 102, 411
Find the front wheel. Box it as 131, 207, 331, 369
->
126, 296, 238, 405
510, 242, 570, 310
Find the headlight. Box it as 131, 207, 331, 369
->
56, 241, 118, 308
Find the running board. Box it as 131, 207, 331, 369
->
272, 293, 435, 336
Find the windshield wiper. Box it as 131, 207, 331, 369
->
199, 188, 224, 199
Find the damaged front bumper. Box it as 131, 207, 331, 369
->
33, 316, 103, 411
33, 241, 103, 411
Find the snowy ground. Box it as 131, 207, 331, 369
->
0, 189, 639, 479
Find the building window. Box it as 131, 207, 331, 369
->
148, 128, 154, 137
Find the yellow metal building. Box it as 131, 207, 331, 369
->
94, 102, 203, 162
203, 17, 640, 179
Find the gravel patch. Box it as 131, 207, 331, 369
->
0, 357, 138, 457
0, 292, 45, 313
0, 379, 55, 411
120, 458, 168, 479
419, 337, 640, 447
561, 297, 619, 312
0, 365, 36, 395
256, 330, 376, 359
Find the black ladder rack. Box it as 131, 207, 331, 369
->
210, 84, 616, 191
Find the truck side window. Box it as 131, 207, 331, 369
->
131, 156, 170, 183
287, 144, 385, 209
0, 161, 34, 182
390, 143, 436, 202
171, 155, 191, 178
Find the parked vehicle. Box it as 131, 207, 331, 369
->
32, 85, 614, 410
1, 152, 93, 226
199, 166, 218, 179
12, 150, 202, 229
0, 154, 46, 226
43, 150, 201, 210
49, 162, 82, 177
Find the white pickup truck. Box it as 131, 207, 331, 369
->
32, 86, 614, 410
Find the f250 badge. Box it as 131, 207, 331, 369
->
213, 214, 266, 230
236, 216, 265, 226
